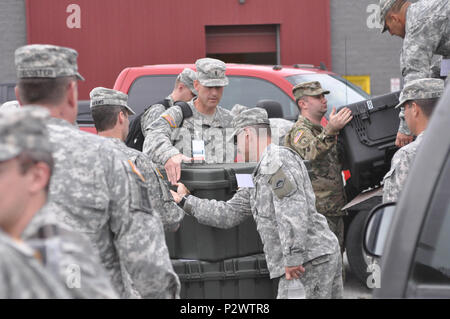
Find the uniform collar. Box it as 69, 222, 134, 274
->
297, 115, 323, 131
48, 117, 76, 128
253, 144, 283, 176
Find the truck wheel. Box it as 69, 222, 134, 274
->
345, 209, 374, 286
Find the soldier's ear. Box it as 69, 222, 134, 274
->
118, 110, 127, 125
411, 102, 420, 118
193, 80, 200, 92
14, 86, 23, 106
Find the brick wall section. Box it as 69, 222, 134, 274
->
330, 0, 405, 96
0, 0, 27, 84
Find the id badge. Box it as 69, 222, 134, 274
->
192, 140, 206, 161
235, 174, 255, 188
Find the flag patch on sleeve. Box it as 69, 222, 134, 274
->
162, 114, 177, 128
294, 130, 304, 144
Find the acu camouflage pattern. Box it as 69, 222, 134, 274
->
177, 68, 198, 95
378, 0, 397, 33
89, 87, 135, 115
0, 107, 52, 161
183, 144, 340, 290
395, 78, 445, 108
0, 230, 70, 299
141, 67, 198, 134
229, 106, 270, 139
143, 98, 234, 164
400, 0, 450, 83
23, 202, 118, 299
397, 0, 450, 135
141, 95, 175, 139
15, 44, 84, 80
195, 57, 229, 87
109, 138, 185, 232
0, 100, 20, 112
277, 250, 343, 299
285, 115, 347, 217
44, 117, 179, 298
383, 132, 425, 203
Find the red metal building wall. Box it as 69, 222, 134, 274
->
26, 0, 331, 99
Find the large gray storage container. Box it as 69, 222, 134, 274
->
164, 163, 264, 261
172, 254, 278, 299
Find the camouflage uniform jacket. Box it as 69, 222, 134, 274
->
383, 132, 425, 203
141, 94, 174, 139
109, 138, 184, 232
22, 202, 119, 299
285, 115, 347, 217
143, 98, 234, 164
183, 144, 338, 279
398, 0, 450, 135
0, 230, 70, 299
45, 117, 180, 299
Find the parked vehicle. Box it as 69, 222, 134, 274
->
363, 85, 450, 298
112, 63, 369, 123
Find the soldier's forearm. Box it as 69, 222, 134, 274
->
184, 195, 248, 229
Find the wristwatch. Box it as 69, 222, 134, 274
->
178, 195, 190, 208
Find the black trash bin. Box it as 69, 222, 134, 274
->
171, 254, 278, 299
163, 162, 264, 261
338, 91, 401, 193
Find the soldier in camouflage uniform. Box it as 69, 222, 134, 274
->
172, 107, 343, 299
144, 58, 234, 185
285, 81, 352, 256
383, 78, 444, 203
141, 67, 197, 134
379, 0, 450, 147
0, 230, 70, 298
0, 100, 19, 112
14, 44, 179, 299
0, 107, 117, 298
90, 87, 185, 232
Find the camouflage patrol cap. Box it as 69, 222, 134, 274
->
379, 0, 397, 33
0, 107, 52, 162
89, 87, 136, 115
195, 58, 229, 87
0, 100, 20, 111
177, 68, 198, 95
15, 44, 85, 81
395, 78, 445, 108
229, 105, 270, 140
292, 81, 330, 100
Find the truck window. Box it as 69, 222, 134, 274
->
220, 76, 299, 120
127, 75, 178, 120
286, 74, 369, 116
410, 151, 450, 286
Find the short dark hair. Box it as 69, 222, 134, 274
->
17, 150, 54, 192
17, 76, 76, 105
91, 105, 128, 132
408, 98, 439, 118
